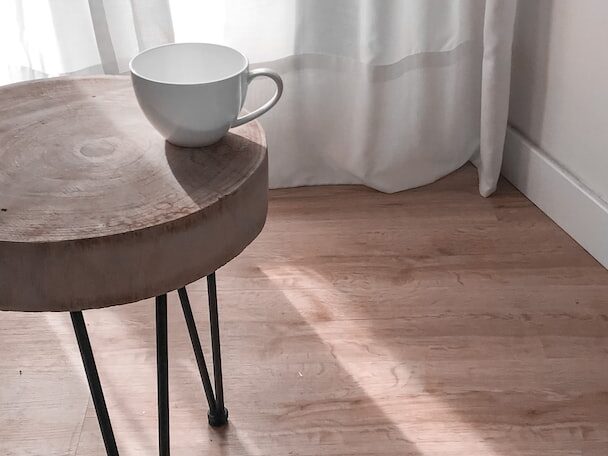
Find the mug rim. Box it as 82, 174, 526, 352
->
129, 42, 249, 86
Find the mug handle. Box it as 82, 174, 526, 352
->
231, 68, 283, 128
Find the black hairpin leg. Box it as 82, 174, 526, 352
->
156, 294, 170, 456
178, 273, 228, 427
177, 288, 217, 411
71, 311, 119, 456
70, 277, 226, 456
207, 273, 228, 426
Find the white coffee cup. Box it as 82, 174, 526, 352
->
129, 42, 283, 147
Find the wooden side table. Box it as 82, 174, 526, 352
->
0, 76, 268, 456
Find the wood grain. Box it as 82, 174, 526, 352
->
0, 76, 268, 312
1, 165, 608, 455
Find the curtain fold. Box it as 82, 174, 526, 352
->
476, 0, 518, 196
0, 0, 516, 197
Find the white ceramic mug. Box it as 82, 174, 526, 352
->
129, 42, 283, 147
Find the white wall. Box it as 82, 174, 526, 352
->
509, 0, 608, 202
504, 0, 608, 267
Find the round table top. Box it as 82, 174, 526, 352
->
0, 76, 268, 312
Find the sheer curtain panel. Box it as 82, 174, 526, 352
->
0, 0, 517, 196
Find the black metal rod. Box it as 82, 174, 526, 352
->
177, 287, 217, 411
71, 311, 119, 456
156, 295, 170, 456
207, 274, 225, 416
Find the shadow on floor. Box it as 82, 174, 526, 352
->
3, 167, 608, 455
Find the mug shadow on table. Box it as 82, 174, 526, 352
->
164, 132, 264, 207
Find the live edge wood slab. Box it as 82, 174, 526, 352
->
0, 76, 268, 312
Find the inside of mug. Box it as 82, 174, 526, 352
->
131, 43, 248, 84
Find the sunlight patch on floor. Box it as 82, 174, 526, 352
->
264, 265, 498, 455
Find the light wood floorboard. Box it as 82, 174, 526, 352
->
1, 165, 608, 455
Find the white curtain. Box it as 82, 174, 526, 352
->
0, 0, 516, 196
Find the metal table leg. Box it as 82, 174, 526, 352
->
206, 273, 228, 426
71, 311, 119, 456
178, 273, 228, 427
156, 294, 170, 456
70, 274, 228, 456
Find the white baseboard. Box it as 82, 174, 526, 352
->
502, 126, 608, 269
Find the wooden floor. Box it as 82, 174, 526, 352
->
2, 164, 608, 456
